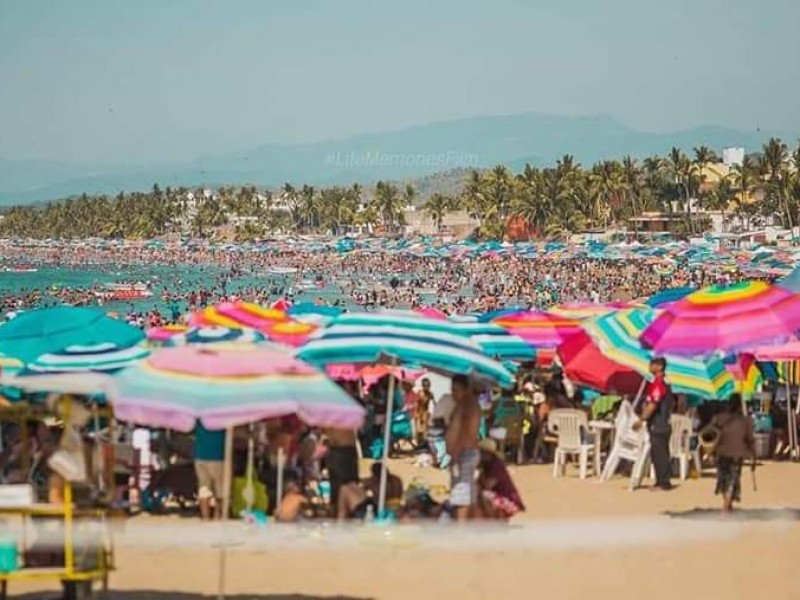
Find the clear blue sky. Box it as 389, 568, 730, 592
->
1, 0, 798, 165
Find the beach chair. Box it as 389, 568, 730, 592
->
657, 414, 701, 480
600, 400, 651, 489
548, 409, 596, 479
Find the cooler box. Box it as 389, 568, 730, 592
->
754, 432, 772, 459
0, 538, 18, 573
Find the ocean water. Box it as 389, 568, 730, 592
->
0, 264, 354, 314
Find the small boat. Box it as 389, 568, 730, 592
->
267, 267, 298, 275
94, 282, 153, 301
4, 265, 38, 273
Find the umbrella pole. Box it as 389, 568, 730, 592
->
791, 389, 800, 461
221, 426, 233, 520
632, 380, 646, 411
378, 361, 397, 517
276, 447, 285, 512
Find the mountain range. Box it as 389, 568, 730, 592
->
1, 113, 796, 206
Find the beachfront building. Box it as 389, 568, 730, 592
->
403, 207, 478, 237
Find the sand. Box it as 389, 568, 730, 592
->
10, 460, 800, 600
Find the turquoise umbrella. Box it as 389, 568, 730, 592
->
0, 307, 144, 364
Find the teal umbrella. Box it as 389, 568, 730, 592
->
0, 307, 144, 364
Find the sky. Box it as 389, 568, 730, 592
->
1, 0, 799, 165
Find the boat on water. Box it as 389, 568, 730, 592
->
94, 282, 153, 301
267, 267, 299, 275
4, 265, 38, 273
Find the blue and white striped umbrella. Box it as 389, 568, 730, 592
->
163, 326, 267, 347
324, 311, 534, 363
28, 342, 150, 373
297, 315, 515, 388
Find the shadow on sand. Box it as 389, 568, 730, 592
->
15, 593, 374, 600
664, 507, 800, 522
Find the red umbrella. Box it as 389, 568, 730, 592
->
557, 331, 644, 395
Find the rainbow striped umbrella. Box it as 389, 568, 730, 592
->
113, 346, 365, 432
641, 281, 800, 355
190, 301, 290, 330
549, 302, 644, 320
723, 354, 763, 400
490, 311, 582, 348
583, 308, 734, 399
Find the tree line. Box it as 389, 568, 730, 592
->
1, 138, 798, 241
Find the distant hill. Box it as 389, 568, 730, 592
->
1, 113, 795, 205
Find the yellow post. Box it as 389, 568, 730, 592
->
64, 480, 74, 574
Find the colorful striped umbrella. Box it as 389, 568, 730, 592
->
146, 324, 189, 343
266, 321, 318, 347
28, 342, 150, 373
723, 354, 763, 400
113, 346, 365, 432
0, 307, 144, 364
286, 303, 344, 327
191, 301, 290, 330
550, 302, 644, 321
327, 310, 533, 363
645, 287, 696, 308
164, 326, 266, 347
297, 317, 515, 388
641, 281, 800, 355
490, 311, 582, 348
583, 308, 735, 399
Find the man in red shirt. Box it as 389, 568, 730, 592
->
634, 357, 673, 491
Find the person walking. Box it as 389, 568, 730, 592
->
709, 393, 756, 512
634, 357, 673, 491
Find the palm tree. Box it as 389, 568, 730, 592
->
423, 193, 451, 232
760, 137, 792, 230
731, 156, 758, 230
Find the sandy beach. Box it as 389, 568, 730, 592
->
11, 460, 800, 600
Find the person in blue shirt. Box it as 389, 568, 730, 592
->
194, 424, 226, 520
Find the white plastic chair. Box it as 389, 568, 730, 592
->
600, 400, 651, 489
548, 409, 596, 479
654, 414, 702, 480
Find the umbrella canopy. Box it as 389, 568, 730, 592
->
146, 325, 189, 343
191, 301, 290, 330
286, 303, 344, 326
113, 346, 365, 432
266, 321, 318, 347
779, 266, 800, 293
645, 286, 696, 308
641, 281, 800, 355
557, 331, 643, 395
0, 307, 144, 364
297, 320, 515, 388
28, 342, 150, 373
550, 302, 643, 321
326, 310, 533, 363
164, 326, 266, 346
490, 311, 582, 348
753, 340, 800, 361
583, 308, 735, 399
723, 354, 762, 400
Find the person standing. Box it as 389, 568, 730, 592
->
194, 424, 226, 520
709, 394, 756, 512
635, 358, 673, 491
445, 375, 481, 520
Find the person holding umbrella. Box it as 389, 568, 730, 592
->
707, 393, 756, 512
634, 357, 673, 491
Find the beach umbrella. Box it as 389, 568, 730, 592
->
146, 324, 189, 344
191, 301, 290, 330
490, 311, 582, 348
163, 326, 266, 347
297, 319, 514, 388
645, 287, 696, 308
641, 281, 800, 356
113, 346, 365, 433
557, 331, 643, 395
779, 266, 800, 293
286, 303, 344, 326
723, 354, 762, 400
297, 312, 514, 515
0, 307, 144, 364
27, 343, 150, 373
549, 302, 643, 320
415, 306, 449, 320
582, 308, 734, 399
264, 321, 318, 347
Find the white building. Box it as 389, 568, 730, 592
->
722, 147, 745, 167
